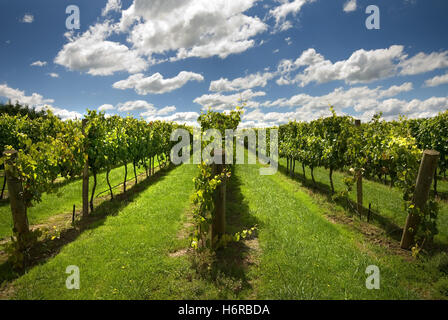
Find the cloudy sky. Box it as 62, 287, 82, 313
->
1, 0, 447, 127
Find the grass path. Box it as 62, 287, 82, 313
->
4, 161, 447, 299
0, 162, 154, 240
236, 162, 442, 299
278, 159, 448, 245
8, 164, 196, 299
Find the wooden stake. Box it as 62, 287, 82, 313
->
3, 150, 29, 240
82, 119, 89, 217
0, 168, 6, 199
400, 150, 439, 249
211, 149, 226, 248
367, 203, 371, 222
355, 119, 363, 217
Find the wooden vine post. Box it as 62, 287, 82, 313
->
82, 119, 89, 217
400, 150, 440, 249
355, 119, 363, 217
3, 150, 29, 241
211, 149, 226, 247
0, 166, 6, 199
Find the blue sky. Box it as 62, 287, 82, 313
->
1, 0, 447, 126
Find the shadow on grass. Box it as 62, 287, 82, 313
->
192, 166, 261, 299
0, 164, 148, 208
0, 199, 8, 208
278, 162, 403, 242
0, 174, 80, 208
432, 190, 448, 202
0, 164, 176, 287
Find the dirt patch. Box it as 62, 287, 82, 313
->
332, 213, 410, 259
325, 211, 413, 261
31, 213, 74, 231
242, 238, 260, 267
0, 283, 16, 300
176, 204, 195, 241
169, 248, 191, 258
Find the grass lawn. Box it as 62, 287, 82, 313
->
236, 162, 446, 299
0, 161, 158, 240
8, 163, 198, 299
5, 160, 447, 299
279, 158, 448, 246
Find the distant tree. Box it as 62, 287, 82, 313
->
0, 100, 49, 119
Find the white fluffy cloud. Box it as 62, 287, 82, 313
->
98, 104, 115, 112
277, 46, 448, 87
21, 14, 34, 23
424, 72, 448, 87
254, 81, 448, 125
243, 108, 339, 126
359, 97, 448, 121
269, 0, 314, 32
0, 83, 54, 106
261, 82, 417, 122
241, 108, 296, 127
157, 105, 177, 115
194, 89, 266, 111
117, 100, 155, 112
140, 105, 177, 117
31, 60, 47, 67
209, 72, 275, 92
163, 112, 198, 122
102, 0, 122, 16
48, 73, 59, 78
0, 84, 82, 120
113, 71, 204, 95
378, 82, 414, 98
54, 21, 148, 76
100, 101, 177, 118
343, 0, 357, 12
241, 94, 448, 127
118, 0, 266, 60
262, 82, 413, 112
35, 105, 82, 121
263, 82, 413, 110
144, 111, 200, 127
399, 51, 448, 75
279, 46, 406, 86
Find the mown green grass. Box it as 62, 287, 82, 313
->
280, 159, 448, 245
10, 163, 199, 299
0, 162, 154, 240
5, 160, 448, 299
8, 163, 266, 300
236, 162, 446, 299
